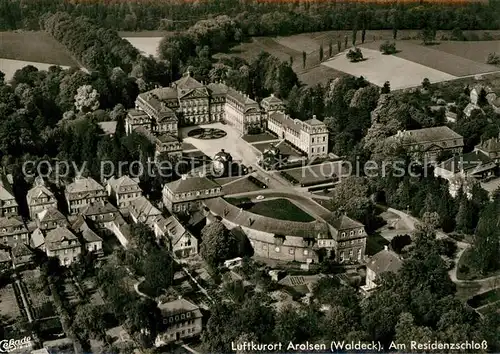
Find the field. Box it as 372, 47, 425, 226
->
0, 31, 77, 81
211, 30, 500, 88
323, 48, 457, 90
360, 40, 499, 77
122, 37, 163, 58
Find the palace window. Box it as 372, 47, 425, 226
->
350, 231, 354, 236
289, 249, 295, 255
359, 229, 363, 234
303, 249, 308, 255
275, 246, 280, 253
341, 232, 346, 238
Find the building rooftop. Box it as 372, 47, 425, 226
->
65, 177, 104, 195
37, 207, 66, 223
204, 197, 329, 239
26, 182, 54, 203
165, 175, 222, 194
261, 93, 283, 105
327, 215, 364, 231
0, 174, 16, 202
439, 150, 496, 175
158, 298, 202, 318
395, 126, 463, 145
128, 196, 161, 222
367, 248, 403, 274
45, 226, 80, 251
98, 121, 117, 135
268, 111, 303, 133
107, 175, 141, 193
174, 71, 204, 91
0, 216, 24, 229
476, 136, 500, 153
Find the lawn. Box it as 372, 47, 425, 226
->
360, 40, 499, 77
0, 284, 21, 321
242, 132, 278, 143
252, 141, 302, 158
222, 176, 262, 195
0, 31, 78, 66
280, 162, 343, 185
246, 198, 315, 222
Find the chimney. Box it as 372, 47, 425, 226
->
271, 93, 274, 97
221, 149, 225, 153
313, 115, 317, 120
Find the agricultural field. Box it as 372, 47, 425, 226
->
0, 31, 77, 81
122, 37, 163, 58
360, 40, 499, 77
323, 48, 457, 90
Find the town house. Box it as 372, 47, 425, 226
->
0, 174, 18, 217
0, 216, 29, 247
391, 126, 464, 163
325, 215, 367, 263
26, 177, 57, 219
364, 246, 403, 291
65, 176, 107, 214
154, 215, 198, 258
44, 226, 82, 266
106, 175, 142, 208
72, 216, 103, 255
163, 175, 224, 214
81, 202, 126, 237
35, 207, 68, 231
155, 298, 203, 347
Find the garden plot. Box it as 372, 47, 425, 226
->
322, 48, 457, 90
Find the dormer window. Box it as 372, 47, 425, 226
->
358, 229, 363, 234
341, 232, 346, 238
350, 231, 354, 236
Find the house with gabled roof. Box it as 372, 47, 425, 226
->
163, 175, 223, 214
44, 226, 81, 266
364, 246, 403, 290
65, 176, 107, 214
36, 207, 68, 231
325, 214, 367, 263
155, 298, 203, 346
128, 196, 162, 225
391, 126, 464, 163
106, 175, 142, 208
0, 216, 29, 247
475, 135, 500, 163
71, 216, 103, 255
154, 214, 198, 258
0, 173, 18, 217
26, 177, 58, 219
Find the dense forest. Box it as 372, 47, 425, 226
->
1, 0, 500, 32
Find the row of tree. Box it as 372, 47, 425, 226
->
2, 0, 500, 33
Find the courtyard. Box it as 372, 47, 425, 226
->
180, 123, 260, 167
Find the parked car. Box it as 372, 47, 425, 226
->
256, 195, 265, 200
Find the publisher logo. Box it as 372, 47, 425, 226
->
0, 337, 33, 353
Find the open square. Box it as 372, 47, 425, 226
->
180, 123, 260, 167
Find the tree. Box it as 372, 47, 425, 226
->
337, 40, 342, 53
381, 81, 391, 94
200, 220, 240, 268
451, 27, 466, 41
329, 40, 333, 57
346, 48, 363, 63
289, 55, 293, 66
72, 304, 106, 341
379, 41, 396, 55
352, 28, 358, 46
344, 35, 348, 49
420, 28, 436, 45
487, 52, 500, 66
421, 78, 431, 91
469, 202, 500, 275
455, 199, 477, 235
74, 85, 99, 113
302, 51, 306, 69
142, 249, 174, 296
319, 44, 324, 62
390, 234, 412, 254
393, 28, 398, 40
361, 29, 366, 44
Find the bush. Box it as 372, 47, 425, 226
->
379, 41, 396, 55
346, 48, 363, 62
487, 52, 500, 66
